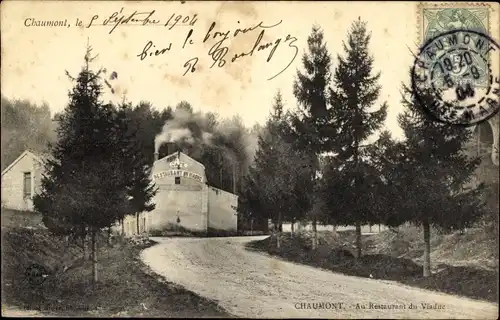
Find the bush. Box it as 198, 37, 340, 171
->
329, 248, 355, 262
128, 234, 153, 247
149, 229, 164, 237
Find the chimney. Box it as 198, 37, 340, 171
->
154, 152, 159, 162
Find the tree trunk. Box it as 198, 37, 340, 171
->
121, 218, 125, 236
136, 213, 140, 234
276, 212, 282, 249
82, 235, 87, 260
220, 167, 223, 188
333, 225, 337, 232
250, 218, 253, 236
107, 227, 112, 246
423, 220, 431, 277
378, 224, 381, 233
312, 217, 318, 250
291, 221, 295, 237
369, 223, 372, 233
91, 229, 98, 287
355, 221, 362, 258
232, 163, 236, 194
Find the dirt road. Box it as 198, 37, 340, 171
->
141, 236, 498, 319
1, 305, 47, 317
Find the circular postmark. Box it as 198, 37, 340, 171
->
412, 29, 499, 126
25, 263, 49, 286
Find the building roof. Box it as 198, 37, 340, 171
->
154, 151, 206, 169
1, 150, 46, 176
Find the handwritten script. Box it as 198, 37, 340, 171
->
76, 7, 298, 81
136, 19, 298, 81
84, 8, 197, 34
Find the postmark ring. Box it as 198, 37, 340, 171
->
25, 263, 49, 286
411, 28, 499, 126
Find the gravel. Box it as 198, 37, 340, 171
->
141, 236, 499, 319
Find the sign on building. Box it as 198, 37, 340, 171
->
153, 170, 204, 183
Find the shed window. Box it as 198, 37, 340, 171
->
23, 172, 32, 198
175, 177, 181, 185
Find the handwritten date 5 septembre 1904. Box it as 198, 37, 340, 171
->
137, 20, 299, 81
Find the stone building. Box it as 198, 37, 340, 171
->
1, 147, 238, 236
465, 115, 499, 184
147, 149, 238, 234
464, 115, 499, 217
1, 149, 148, 236
1, 150, 45, 211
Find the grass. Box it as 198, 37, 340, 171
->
246, 228, 499, 303
1, 209, 43, 230
1, 211, 230, 317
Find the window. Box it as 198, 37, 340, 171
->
175, 177, 181, 185
23, 172, 32, 198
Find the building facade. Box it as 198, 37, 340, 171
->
1, 149, 238, 236
112, 212, 148, 237
465, 115, 499, 217
465, 115, 499, 184
1, 150, 45, 211
149, 150, 238, 233
1, 149, 147, 237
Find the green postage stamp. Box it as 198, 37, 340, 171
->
418, 3, 491, 43
413, 3, 499, 125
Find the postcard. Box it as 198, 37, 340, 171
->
1, 1, 499, 318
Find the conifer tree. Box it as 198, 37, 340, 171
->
33, 44, 138, 286
291, 25, 335, 249
241, 92, 312, 247
118, 102, 157, 234
328, 18, 388, 258
392, 85, 485, 277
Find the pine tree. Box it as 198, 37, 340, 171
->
328, 18, 388, 258
118, 102, 157, 235
364, 131, 408, 228
392, 84, 485, 277
291, 25, 334, 249
241, 92, 312, 247
33, 44, 132, 286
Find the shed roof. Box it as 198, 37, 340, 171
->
1, 150, 46, 176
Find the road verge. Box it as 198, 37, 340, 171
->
2, 226, 229, 317
246, 230, 498, 303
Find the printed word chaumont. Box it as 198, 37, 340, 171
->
24, 18, 69, 27
295, 302, 344, 310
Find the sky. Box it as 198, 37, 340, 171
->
2, 1, 496, 139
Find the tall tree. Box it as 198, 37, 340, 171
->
126, 101, 173, 166
118, 102, 158, 235
363, 131, 408, 228
240, 92, 312, 247
237, 124, 265, 233
33, 44, 137, 286
291, 25, 334, 249
211, 115, 249, 193
390, 85, 486, 277
328, 18, 388, 258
